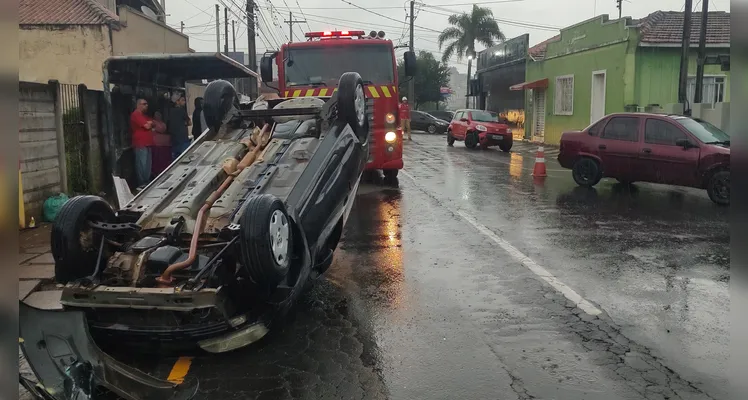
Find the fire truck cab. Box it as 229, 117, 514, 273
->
260, 30, 416, 178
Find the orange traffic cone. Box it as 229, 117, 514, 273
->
532, 146, 547, 178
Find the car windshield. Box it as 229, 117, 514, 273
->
674, 117, 730, 144
284, 44, 394, 86
470, 110, 500, 122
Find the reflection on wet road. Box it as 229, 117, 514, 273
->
125, 134, 728, 400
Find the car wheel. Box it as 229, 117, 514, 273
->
572, 158, 602, 187
427, 124, 436, 134
464, 132, 478, 149
447, 131, 455, 146
706, 170, 729, 205
499, 142, 512, 152
383, 169, 399, 178
203, 79, 237, 132
239, 194, 294, 288
337, 72, 367, 134
51, 195, 115, 284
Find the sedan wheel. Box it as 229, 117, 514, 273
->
572, 158, 601, 187
427, 124, 436, 134
447, 131, 455, 146
464, 132, 478, 149
707, 170, 729, 205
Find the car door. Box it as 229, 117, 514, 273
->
597, 116, 642, 180
640, 118, 701, 186
451, 111, 466, 138
411, 112, 427, 131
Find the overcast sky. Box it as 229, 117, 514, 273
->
161, 0, 730, 73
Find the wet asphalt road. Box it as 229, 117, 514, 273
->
123, 133, 729, 400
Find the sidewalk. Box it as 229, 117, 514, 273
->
19, 224, 62, 309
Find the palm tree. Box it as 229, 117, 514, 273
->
437, 5, 505, 107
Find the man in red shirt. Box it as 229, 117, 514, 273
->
130, 97, 154, 187
399, 96, 411, 141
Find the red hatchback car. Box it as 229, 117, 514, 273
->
558, 113, 730, 205
447, 109, 513, 151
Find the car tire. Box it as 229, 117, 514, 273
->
427, 124, 436, 134
706, 170, 730, 206
447, 131, 455, 146
203, 79, 237, 132
51, 195, 115, 284
337, 72, 367, 134
383, 169, 399, 179
499, 142, 512, 152
239, 194, 294, 288
572, 158, 602, 187
464, 132, 478, 149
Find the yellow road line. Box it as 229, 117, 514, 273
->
167, 356, 193, 384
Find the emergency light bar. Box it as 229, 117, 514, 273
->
305, 30, 366, 38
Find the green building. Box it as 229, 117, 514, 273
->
516, 11, 730, 145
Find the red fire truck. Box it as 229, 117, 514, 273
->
259, 30, 415, 178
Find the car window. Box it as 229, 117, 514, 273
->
587, 119, 606, 136
673, 117, 730, 144
454, 112, 463, 120
601, 117, 639, 142
644, 119, 687, 146
469, 110, 500, 122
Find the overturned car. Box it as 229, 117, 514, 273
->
45, 72, 371, 354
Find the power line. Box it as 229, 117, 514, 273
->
338, 0, 442, 33
418, 6, 561, 31
267, 0, 524, 10
294, 0, 313, 31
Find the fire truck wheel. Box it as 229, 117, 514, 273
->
203, 79, 237, 132
383, 169, 399, 179
337, 72, 367, 133
239, 194, 293, 288
51, 195, 115, 284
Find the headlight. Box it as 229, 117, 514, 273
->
385, 131, 397, 143
506, 128, 512, 133
385, 113, 396, 124
475, 125, 487, 132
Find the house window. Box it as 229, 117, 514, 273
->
687, 76, 726, 106
554, 75, 574, 115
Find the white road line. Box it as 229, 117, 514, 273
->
400, 170, 603, 316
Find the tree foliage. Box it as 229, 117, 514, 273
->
398, 51, 450, 109
437, 5, 505, 63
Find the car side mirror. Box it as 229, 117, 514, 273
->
675, 138, 695, 149
403, 51, 416, 77
260, 54, 275, 83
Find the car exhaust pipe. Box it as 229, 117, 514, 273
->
156, 123, 273, 286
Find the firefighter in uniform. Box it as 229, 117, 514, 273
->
399, 97, 411, 141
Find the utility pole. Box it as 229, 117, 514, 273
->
694, 0, 709, 104
616, 0, 622, 19
224, 7, 229, 54
247, 0, 258, 99
232, 20, 236, 53
408, 0, 415, 110
215, 4, 220, 52
284, 12, 305, 43
678, 0, 693, 113
161, 0, 166, 23
180, 21, 184, 33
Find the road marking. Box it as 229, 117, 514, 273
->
400, 170, 603, 316
167, 356, 193, 384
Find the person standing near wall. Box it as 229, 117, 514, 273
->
191, 97, 204, 140
399, 97, 411, 141
168, 94, 192, 160
130, 97, 153, 187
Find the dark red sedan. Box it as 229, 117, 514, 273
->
558, 113, 730, 205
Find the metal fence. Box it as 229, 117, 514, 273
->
60, 83, 90, 194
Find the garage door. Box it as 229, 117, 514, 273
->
532, 89, 546, 141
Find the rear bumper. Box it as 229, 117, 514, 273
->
19, 301, 198, 400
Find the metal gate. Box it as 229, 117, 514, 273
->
60, 83, 90, 194
532, 89, 546, 142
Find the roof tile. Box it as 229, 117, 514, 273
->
636, 10, 729, 45
20, 0, 118, 26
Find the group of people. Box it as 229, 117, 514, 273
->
130, 94, 204, 187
